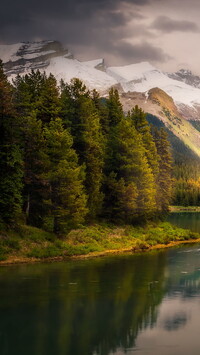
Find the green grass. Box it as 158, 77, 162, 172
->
0, 222, 199, 262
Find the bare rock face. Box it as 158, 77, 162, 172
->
168, 69, 200, 89
2, 40, 73, 76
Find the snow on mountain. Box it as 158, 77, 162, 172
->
167, 69, 200, 89
44, 57, 117, 91
0, 41, 71, 76
107, 62, 200, 108
83, 58, 104, 68
0, 41, 116, 91
1, 40, 200, 116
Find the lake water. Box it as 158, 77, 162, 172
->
168, 212, 200, 233
1, 214, 200, 354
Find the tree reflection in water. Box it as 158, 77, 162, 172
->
0, 252, 166, 355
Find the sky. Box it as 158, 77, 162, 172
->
1, 0, 200, 73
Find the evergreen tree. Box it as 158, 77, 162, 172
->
22, 114, 49, 227
44, 119, 88, 233
13, 71, 60, 124
107, 88, 123, 127
91, 89, 110, 134
0, 60, 23, 225
104, 116, 156, 222
61, 80, 104, 219
130, 105, 159, 177
153, 127, 173, 213
36, 73, 61, 124
13, 70, 46, 118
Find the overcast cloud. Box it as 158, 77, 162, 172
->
1, 0, 200, 73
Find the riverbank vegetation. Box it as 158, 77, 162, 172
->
0, 222, 199, 263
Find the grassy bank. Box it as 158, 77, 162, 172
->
0, 222, 200, 265
170, 206, 200, 212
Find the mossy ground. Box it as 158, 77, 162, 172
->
0, 221, 199, 263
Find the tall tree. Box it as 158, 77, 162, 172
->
153, 127, 173, 213
21, 114, 49, 227
130, 105, 159, 178
104, 116, 156, 222
107, 88, 123, 127
61, 79, 104, 219
36, 73, 61, 124
0, 60, 23, 225
44, 119, 88, 233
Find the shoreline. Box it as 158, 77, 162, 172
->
169, 206, 200, 213
1, 237, 200, 266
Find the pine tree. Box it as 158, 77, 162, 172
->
130, 105, 159, 177
91, 89, 110, 134
21, 114, 49, 227
107, 88, 123, 127
44, 119, 88, 233
61, 80, 104, 219
153, 127, 173, 213
0, 60, 23, 225
13, 71, 61, 124
36, 73, 61, 124
104, 116, 156, 222
13, 70, 46, 117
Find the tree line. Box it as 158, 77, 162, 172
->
0, 60, 173, 233
173, 161, 200, 206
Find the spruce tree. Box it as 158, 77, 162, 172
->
153, 127, 173, 213
61, 80, 104, 220
22, 114, 49, 227
130, 105, 159, 177
104, 116, 156, 222
0, 60, 23, 225
44, 119, 88, 233
36, 73, 61, 124
107, 88, 123, 127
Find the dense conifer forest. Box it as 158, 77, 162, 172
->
0, 59, 173, 234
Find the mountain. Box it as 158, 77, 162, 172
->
167, 69, 200, 89
0, 41, 117, 92
1, 40, 200, 158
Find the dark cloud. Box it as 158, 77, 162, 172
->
151, 16, 199, 33
109, 41, 171, 64
1, 0, 196, 68
0, 0, 150, 45
1, 0, 150, 26
1, 0, 156, 65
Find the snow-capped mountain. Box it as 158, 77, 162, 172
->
167, 69, 200, 89
1, 40, 200, 119
1, 40, 200, 114
0, 41, 117, 92
1, 40, 73, 76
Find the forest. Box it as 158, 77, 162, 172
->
0, 59, 173, 234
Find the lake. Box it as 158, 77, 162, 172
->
1, 213, 200, 354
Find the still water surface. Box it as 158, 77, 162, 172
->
168, 211, 200, 233
1, 213, 200, 354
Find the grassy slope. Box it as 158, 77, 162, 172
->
148, 88, 200, 158
0, 222, 199, 264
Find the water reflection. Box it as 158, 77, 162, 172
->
162, 311, 188, 331
0, 244, 200, 355
168, 212, 200, 233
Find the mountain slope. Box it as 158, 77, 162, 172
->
107, 62, 200, 117
121, 88, 200, 158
